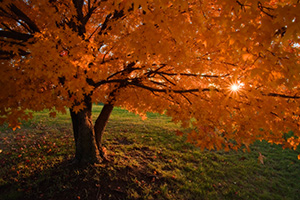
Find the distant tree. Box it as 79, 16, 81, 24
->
1, 0, 300, 164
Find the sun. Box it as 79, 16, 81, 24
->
226, 81, 245, 96
230, 84, 240, 92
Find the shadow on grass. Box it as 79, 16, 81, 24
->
0, 145, 178, 200
1, 158, 132, 200
1, 140, 300, 200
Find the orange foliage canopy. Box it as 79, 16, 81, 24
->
1, 0, 300, 155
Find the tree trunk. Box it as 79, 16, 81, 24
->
70, 96, 101, 164
94, 104, 114, 159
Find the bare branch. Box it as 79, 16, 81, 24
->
0, 8, 32, 33
82, 6, 97, 25
128, 82, 199, 94
0, 48, 30, 59
0, 30, 32, 41
88, 0, 91, 11
147, 71, 229, 78
87, 24, 102, 40
72, 0, 84, 20
8, 4, 40, 33
257, 1, 275, 19
157, 73, 176, 86
106, 62, 137, 79
180, 93, 193, 105
99, 9, 125, 35
266, 93, 300, 99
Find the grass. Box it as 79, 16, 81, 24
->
0, 104, 300, 200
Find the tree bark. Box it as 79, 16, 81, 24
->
94, 104, 114, 159
70, 95, 101, 164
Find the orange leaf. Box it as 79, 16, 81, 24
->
12, 125, 21, 131
258, 152, 265, 164
242, 53, 253, 61
176, 130, 184, 136
49, 112, 56, 118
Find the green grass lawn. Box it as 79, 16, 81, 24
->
0, 105, 299, 200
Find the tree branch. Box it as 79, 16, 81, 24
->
266, 93, 300, 99
157, 73, 176, 86
72, 0, 84, 20
257, 1, 275, 19
128, 81, 200, 94
82, 6, 97, 25
99, 9, 125, 35
0, 49, 30, 59
106, 62, 137, 80
0, 8, 31, 33
8, 4, 40, 33
0, 30, 32, 41
147, 70, 229, 78
88, 0, 91, 11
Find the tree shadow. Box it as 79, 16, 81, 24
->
1, 143, 171, 200
1, 159, 131, 200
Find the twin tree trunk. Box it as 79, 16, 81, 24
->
70, 95, 113, 164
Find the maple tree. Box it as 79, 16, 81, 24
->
1, 0, 300, 164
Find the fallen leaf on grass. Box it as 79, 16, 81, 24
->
258, 152, 265, 164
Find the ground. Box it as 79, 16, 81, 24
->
0, 105, 300, 199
